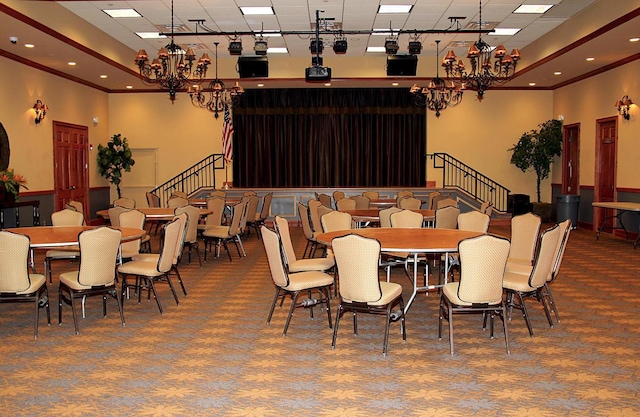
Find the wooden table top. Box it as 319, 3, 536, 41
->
592, 201, 640, 211
341, 209, 434, 222
8, 226, 145, 248
97, 207, 211, 220
368, 198, 426, 207
188, 197, 242, 207
316, 228, 482, 253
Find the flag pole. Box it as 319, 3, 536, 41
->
224, 161, 229, 189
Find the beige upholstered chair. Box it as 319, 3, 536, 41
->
146, 192, 160, 208
243, 195, 261, 238
175, 205, 202, 267
435, 206, 460, 230
542, 219, 572, 323
113, 197, 136, 209
317, 204, 333, 221
320, 210, 352, 233
397, 190, 414, 199
397, 197, 422, 210
243, 190, 257, 196
362, 191, 379, 200
118, 217, 182, 315
390, 209, 424, 228
58, 227, 124, 334
0, 231, 50, 339
503, 225, 561, 337
65, 200, 84, 213
210, 190, 226, 198
255, 192, 273, 233
308, 199, 324, 236
167, 196, 189, 208
336, 197, 356, 211
262, 226, 333, 336
118, 209, 146, 260
44, 209, 85, 284
170, 191, 188, 199
457, 211, 490, 233
507, 213, 542, 268
274, 216, 335, 274
480, 200, 493, 217
331, 234, 406, 356
111, 206, 150, 252
107, 206, 130, 227
132, 213, 189, 298
198, 196, 225, 232
426, 191, 442, 210
316, 193, 332, 208
332, 190, 345, 204
297, 202, 320, 258
438, 234, 511, 355
202, 199, 247, 262
352, 195, 370, 209
379, 207, 402, 228
436, 198, 458, 209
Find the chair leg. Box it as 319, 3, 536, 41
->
331, 304, 344, 350
517, 292, 534, 338
147, 278, 164, 315
172, 266, 187, 297
164, 274, 180, 306
283, 291, 300, 336
383, 305, 392, 357
69, 291, 80, 335
544, 283, 561, 323
322, 287, 332, 329
500, 304, 511, 354
266, 288, 282, 324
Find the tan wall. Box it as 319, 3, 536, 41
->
0, 56, 109, 192
427, 89, 555, 202
553, 59, 640, 189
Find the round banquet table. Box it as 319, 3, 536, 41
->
340, 209, 434, 226
368, 198, 426, 207
96, 207, 211, 221
316, 228, 482, 313
188, 197, 242, 208
9, 226, 146, 248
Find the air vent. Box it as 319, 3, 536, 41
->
155, 23, 190, 33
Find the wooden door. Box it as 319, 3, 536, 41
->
562, 124, 580, 195
594, 117, 617, 232
53, 122, 89, 217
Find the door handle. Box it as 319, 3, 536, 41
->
69, 186, 76, 190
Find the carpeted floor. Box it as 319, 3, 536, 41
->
0, 222, 639, 416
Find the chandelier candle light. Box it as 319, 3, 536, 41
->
134, 0, 211, 102
410, 40, 463, 117
189, 42, 245, 119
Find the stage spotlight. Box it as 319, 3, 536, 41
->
310, 39, 324, 54
385, 38, 399, 55
254, 37, 268, 55
228, 40, 243, 55
333, 39, 348, 54
408, 40, 422, 55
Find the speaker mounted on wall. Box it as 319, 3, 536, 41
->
238, 56, 269, 78
386, 55, 418, 76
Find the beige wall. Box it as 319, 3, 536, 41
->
0, 56, 109, 192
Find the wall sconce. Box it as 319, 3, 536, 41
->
616, 95, 633, 120
33, 100, 48, 124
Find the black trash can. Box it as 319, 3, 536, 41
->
557, 195, 579, 228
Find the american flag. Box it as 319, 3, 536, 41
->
222, 103, 234, 162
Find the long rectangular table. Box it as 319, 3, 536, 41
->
592, 201, 640, 248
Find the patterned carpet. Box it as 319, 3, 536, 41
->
0, 222, 639, 416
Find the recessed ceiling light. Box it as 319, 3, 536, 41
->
136, 32, 166, 39
24, 44, 34, 48
630, 37, 640, 42
529, 82, 536, 86
378, 5, 413, 14
257, 83, 264, 87
126, 85, 133, 89
267, 47, 288, 54
366, 46, 387, 53
492, 28, 521, 36
324, 83, 331, 87
240, 7, 274, 15
391, 82, 399, 86
68, 61, 76, 66
586, 57, 595, 61
102, 9, 141, 18
100, 75, 108, 79
513, 5, 554, 14
554, 71, 562, 75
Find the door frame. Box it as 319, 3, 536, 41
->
562, 123, 580, 195
52, 121, 90, 213
594, 116, 618, 231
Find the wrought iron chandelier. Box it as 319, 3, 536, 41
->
188, 42, 245, 119
410, 40, 463, 117
441, 0, 521, 100
134, 0, 210, 102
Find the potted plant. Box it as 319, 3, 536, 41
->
509, 119, 563, 220
0, 168, 28, 202
97, 133, 135, 199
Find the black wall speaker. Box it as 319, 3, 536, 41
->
238, 56, 269, 78
386, 55, 418, 76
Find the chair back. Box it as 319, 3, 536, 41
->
379, 207, 402, 228
243, 190, 257, 196
113, 197, 136, 209
308, 199, 324, 233
427, 191, 442, 210
457, 211, 490, 233
436, 198, 458, 209
205, 196, 225, 227
167, 196, 189, 208
297, 203, 314, 240
228, 200, 247, 236
352, 195, 370, 210
321, 210, 352, 233
317, 193, 332, 208
76, 227, 122, 287
0, 231, 32, 293
333, 191, 345, 202
65, 200, 83, 213
210, 190, 226, 198
362, 191, 379, 200
171, 212, 189, 264
509, 213, 542, 263
274, 216, 298, 266
480, 200, 493, 216
528, 225, 561, 289
398, 197, 421, 210
174, 205, 200, 244
258, 192, 273, 221
261, 226, 290, 288
146, 192, 160, 208
52, 208, 84, 226
157, 217, 182, 273
107, 206, 130, 227
238, 196, 256, 233
390, 209, 423, 228
317, 204, 333, 220
336, 198, 356, 211
119, 209, 146, 256
170, 191, 188, 199
244, 195, 260, 226
435, 206, 460, 229
457, 235, 510, 304
332, 234, 382, 303
549, 219, 572, 282
397, 190, 414, 199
